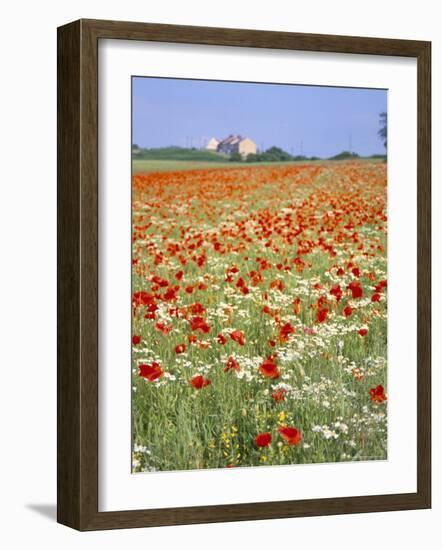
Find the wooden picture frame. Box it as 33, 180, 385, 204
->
57, 18, 431, 531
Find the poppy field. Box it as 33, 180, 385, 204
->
131, 161, 388, 472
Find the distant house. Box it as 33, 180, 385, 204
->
205, 134, 257, 159
205, 137, 220, 151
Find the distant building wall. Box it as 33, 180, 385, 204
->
206, 137, 220, 151
238, 138, 257, 158
218, 143, 236, 155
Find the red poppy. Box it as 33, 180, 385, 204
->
217, 333, 227, 345
189, 374, 211, 389
146, 302, 159, 314
175, 270, 184, 281
132, 335, 141, 345
369, 384, 387, 403
259, 356, 280, 379
330, 284, 342, 302
189, 316, 211, 333
189, 302, 206, 315
371, 293, 381, 302
375, 279, 387, 293
132, 290, 155, 307
317, 308, 328, 323
343, 305, 353, 318
358, 328, 368, 337
151, 275, 169, 287
352, 267, 360, 278
270, 279, 285, 292
230, 329, 246, 346
163, 287, 179, 302
249, 270, 263, 286
271, 388, 287, 402
278, 426, 302, 445
279, 322, 295, 341
138, 362, 163, 382
347, 281, 363, 299
255, 432, 272, 447
155, 322, 172, 335
174, 343, 186, 354
224, 356, 240, 373
293, 257, 305, 270
188, 334, 198, 344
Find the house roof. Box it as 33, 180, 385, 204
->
219, 134, 243, 146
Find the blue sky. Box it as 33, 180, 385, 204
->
132, 77, 387, 157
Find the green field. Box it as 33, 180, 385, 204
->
133, 158, 385, 174
133, 160, 236, 173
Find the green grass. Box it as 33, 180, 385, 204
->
133, 160, 235, 173
133, 146, 229, 162
133, 158, 386, 174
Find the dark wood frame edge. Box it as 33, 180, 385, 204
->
57, 18, 431, 531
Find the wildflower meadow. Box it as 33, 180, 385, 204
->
131, 161, 388, 472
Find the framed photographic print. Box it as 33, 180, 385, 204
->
57, 19, 431, 530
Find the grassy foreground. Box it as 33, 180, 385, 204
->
131, 161, 388, 472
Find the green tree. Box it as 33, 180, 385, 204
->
328, 151, 360, 161
378, 112, 387, 150
259, 146, 292, 162
229, 152, 243, 162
